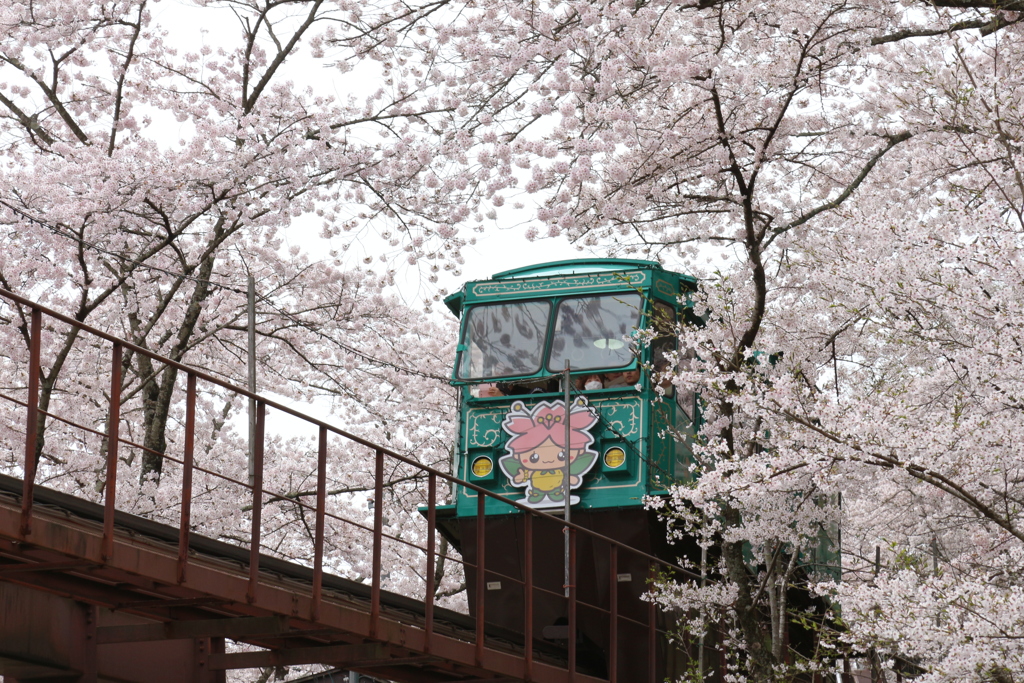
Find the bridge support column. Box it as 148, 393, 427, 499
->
0, 582, 97, 682
193, 636, 225, 683
0, 582, 215, 683
81, 604, 97, 683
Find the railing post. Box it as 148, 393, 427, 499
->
718, 618, 727, 681
475, 492, 486, 666
311, 426, 328, 622
568, 527, 577, 682
246, 401, 265, 603
19, 307, 42, 538
101, 343, 122, 562
648, 562, 657, 683
424, 472, 436, 653
370, 448, 384, 638
524, 512, 533, 682
608, 544, 618, 683
177, 373, 197, 583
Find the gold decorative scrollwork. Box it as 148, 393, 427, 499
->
470, 271, 647, 299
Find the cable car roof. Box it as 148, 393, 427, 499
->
444, 258, 697, 318
490, 258, 664, 279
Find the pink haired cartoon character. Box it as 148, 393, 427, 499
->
499, 398, 600, 508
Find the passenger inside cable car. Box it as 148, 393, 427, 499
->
457, 292, 647, 397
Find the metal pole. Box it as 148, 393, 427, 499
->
20, 307, 41, 538
101, 343, 122, 563
608, 545, 618, 683
648, 562, 657, 683
563, 360, 571, 598
476, 492, 486, 666
568, 527, 577, 682
425, 472, 436, 653
370, 449, 384, 638
311, 426, 328, 621
246, 401, 265, 604
247, 274, 256, 487
524, 512, 534, 682
177, 373, 197, 584
699, 525, 707, 678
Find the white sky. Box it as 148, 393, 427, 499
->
150, 0, 593, 311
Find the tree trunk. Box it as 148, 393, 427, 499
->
139, 251, 217, 482
722, 507, 775, 679
31, 325, 86, 467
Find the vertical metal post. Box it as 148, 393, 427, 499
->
212, 637, 226, 683
648, 562, 657, 683
524, 512, 534, 682
424, 472, 437, 653
20, 307, 42, 538
101, 343, 122, 563
718, 619, 727, 679
699, 537, 707, 678
608, 545, 618, 683
246, 402, 265, 604
247, 274, 257, 487
311, 426, 328, 621
475, 492, 486, 665
193, 637, 212, 682
82, 603, 98, 683
568, 527, 577, 682
177, 373, 197, 584
370, 448, 384, 638
563, 360, 571, 598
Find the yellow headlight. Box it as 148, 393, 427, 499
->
471, 456, 494, 478
603, 447, 626, 469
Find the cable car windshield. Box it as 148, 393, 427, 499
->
457, 301, 551, 380
548, 294, 642, 372
456, 294, 643, 381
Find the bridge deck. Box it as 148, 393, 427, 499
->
0, 473, 598, 683
0, 288, 681, 683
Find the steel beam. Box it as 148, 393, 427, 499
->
208, 642, 385, 670
96, 616, 290, 644
0, 653, 81, 680
0, 560, 96, 575
116, 596, 232, 610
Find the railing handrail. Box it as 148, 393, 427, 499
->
3, 286, 706, 682
0, 286, 697, 580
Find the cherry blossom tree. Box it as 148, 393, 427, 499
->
7, 0, 1024, 680
0, 0, 468, 646
415, 0, 1024, 679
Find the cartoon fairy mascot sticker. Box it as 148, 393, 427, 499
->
499, 398, 600, 508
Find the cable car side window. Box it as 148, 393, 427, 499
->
456, 301, 551, 380
547, 294, 643, 373
651, 301, 677, 398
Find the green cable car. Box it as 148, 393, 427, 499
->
434, 258, 706, 681
430, 258, 838, 681
446, 258, 701, 514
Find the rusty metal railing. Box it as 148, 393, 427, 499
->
0, 287, 699, 682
